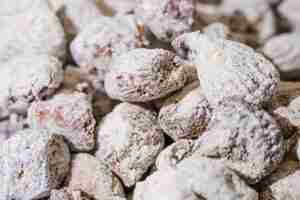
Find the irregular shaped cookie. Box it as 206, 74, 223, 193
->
28, 92, 96, 152
196, 101, 285, 184
105, 48, 187, 102
134, 156, 258, 200
0, 54, 64, 117
173, 34, 279, 107
156, 139, 200, 170
48, 0, 103, 35
263, 33, 300, 81
279, 0, 300, 32
135, 0, 195, 42
95, 103, 165, 187
50, 188, 93, 200
0, 2, 66, 63
172, 29, 227, 60
71, 15, 148, 92
0, 129, 70, 200
67, 153, 125, 200
159, 87, 211, 141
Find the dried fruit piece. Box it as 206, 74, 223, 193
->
71, 15, 148, 92
196, 101, 285, 184
173, 34, 279, 107
105, 48, 187, 102
95, 103, 165, 187
263, 33, 300, 81
0, 54, 64, 117
28, 92, 96, 152
0, 2, 66, 63
158, 86, 211, 141
67, 153, 125, 200
48, 0, 103, 35
134, 155, 258, 200
135, 0, 196, 42
0, 129, 70, 200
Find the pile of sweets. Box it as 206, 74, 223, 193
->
2, 0, 300, 200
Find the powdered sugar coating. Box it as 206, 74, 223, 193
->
279, 0, 300, 32
0, 114, 28, 142
0, 0, 42, 16
48, 0, 103, 35
203, 22, 231, 40
159, 87, 211, 141
196, 101, 285, 184
67, 153, 125, 200
271, 106, 296, 138
173, 34, 279, 107
155, 139, 199, 170
0, 130, 70, 200
134, 156, 258, 200
258, 159, 300, 190
263, 33, 300, 81
0, 55, 64, 117
103, 0, 138, 14
28, 92, 96, 152
95, 103, 165, 187
105, 48, 187, 102
285, 96, 300, 127
0, 2, 66, 63
258, 159, 300, 200
269, 170, 300, 200
71, 15, 148, 92
50, 188, 93, 200
135, 0, 195, 42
